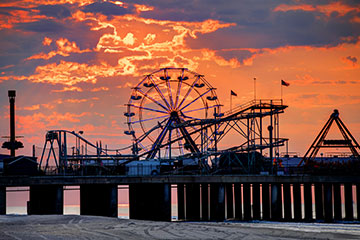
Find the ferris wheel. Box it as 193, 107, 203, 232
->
124, 68, 221, 159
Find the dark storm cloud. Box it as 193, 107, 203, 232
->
132, 0, 278, 23
35, 5, 71, 19
216, 49, 254, 63
136, 0, 212, 22
267, 10, 359, 47
130, 0, 360, 49
0, 7, 28, 16
0, 29, 42, 71
0, 7, 102, 75
15, 19, 64, 33
82, 2, 132, 16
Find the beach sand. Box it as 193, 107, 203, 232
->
1, 215, 360, 239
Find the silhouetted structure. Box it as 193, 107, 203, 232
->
2, 90, 23, 157
299, 109, 360, 166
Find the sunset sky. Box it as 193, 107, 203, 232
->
0, 0, 359, 157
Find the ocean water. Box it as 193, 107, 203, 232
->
6, 204, 179, 220
63, 204, 131, 219
5, 186, 179, 219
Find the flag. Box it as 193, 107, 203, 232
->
281, 79, 290, 87
231, 90, 237, 96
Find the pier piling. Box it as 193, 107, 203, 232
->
315, 183, 324, 220
185, 183, 201, 220
243, 183, 251, 220
344, 183, 353, 221
226, 183, 233, 219
357, 184, 360, 220
262, 183, 270, 220
283, 183, 291, 221
80, 184, 117, 217
129, 183, 171, 221
201, 183, 209, 220
0, 187, 6, 215
252, 183, 260, 220
271, 183, 281, 221
333, 183, 342, 221
28, 185, 63, 215
210, 183, 225, 221
177, 184, 185, 220
234, 183, 243, 220
324, 183, 333, 222
304, 183, 312, 221
293, 183, 302, 221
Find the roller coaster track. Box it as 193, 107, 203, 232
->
137, 99, 287, 159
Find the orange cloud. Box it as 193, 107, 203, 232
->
22, 104, 40, 111
273, 4, 316, 12
0, 0, 95, 8
4, 36, 357, 91
144, 33, 156, 44
24, 59, 139, 86
352, 16, 360, 23
27, 38, 91, 60
17, 111, 91, 134
61, 10, 237, 76
52, 86, 83, 92
316, 2, 359, 17
93, 14, 235, 54
29, 61, 97, 85
122, 33, 136, 46
91, 87, 109, 92
66, 99, 88, 103
201, 49, 240, 68
41, 103, 56, 110
293, 74, 321, 85
116, 82, 134, 88
0, 65, 15, 70
289, 93, 360, 109
134, 4, 154, 13
42, 37, 52, 46
0, 9, 48, 30
274, 2, 360, 17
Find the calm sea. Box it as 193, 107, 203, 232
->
6, 204, 179, 220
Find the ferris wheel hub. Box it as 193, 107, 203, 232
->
170, 110, 179, 118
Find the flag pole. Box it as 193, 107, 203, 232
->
281, 79, 289, 103
254, 77, 256, 102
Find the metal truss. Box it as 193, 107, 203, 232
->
299, 109, 360, 167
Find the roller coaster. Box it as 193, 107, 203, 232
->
38, 68, 290, 175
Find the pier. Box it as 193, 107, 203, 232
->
1, 175, 360, 223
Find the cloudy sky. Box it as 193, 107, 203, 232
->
0, 0, 359, 157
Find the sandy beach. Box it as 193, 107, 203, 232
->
1, 215, 360, 240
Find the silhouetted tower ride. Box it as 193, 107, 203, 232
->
2, 90, 23, 157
